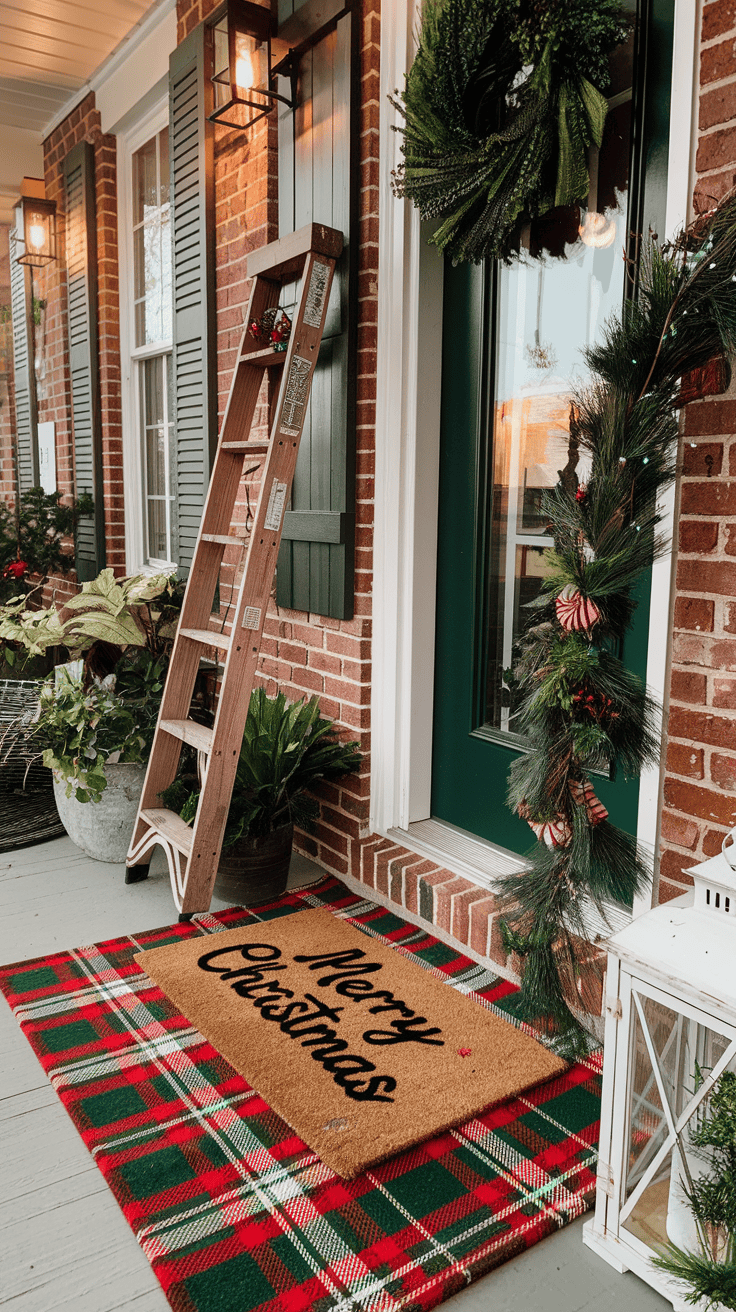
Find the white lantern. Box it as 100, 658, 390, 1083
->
584, 830, 736, 1309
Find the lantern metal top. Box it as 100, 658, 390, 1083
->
683, 827, 736, 920
606, 889, 736, 1025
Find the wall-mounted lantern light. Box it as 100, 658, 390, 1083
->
209, 0, 296, 132
15, 178, 57, 268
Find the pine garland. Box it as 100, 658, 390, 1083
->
497, 194, 736, 1055
391, 0, 630, 264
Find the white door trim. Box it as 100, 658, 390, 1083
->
372, 0, 699, 917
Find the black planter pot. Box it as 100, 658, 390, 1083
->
213, 822, 294, 906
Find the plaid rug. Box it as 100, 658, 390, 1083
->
0, 876, 602, 1312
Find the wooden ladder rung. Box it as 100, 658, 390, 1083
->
179, 627, 232, 652
140, 808, 193, 856
239, 347, 287, 368
160, 719, 214, 753
200, 533, 248, 547
220, 441, 270, 454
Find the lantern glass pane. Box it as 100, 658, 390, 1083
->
213, 16, 229, 106
625, 999, 671, 1194
25, 209, 51, 259
621, 991, 734, 1257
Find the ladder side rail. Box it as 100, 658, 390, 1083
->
179, 250, 338, 911
128, 273, 280, 858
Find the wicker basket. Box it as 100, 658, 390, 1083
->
0, 678, 65, 852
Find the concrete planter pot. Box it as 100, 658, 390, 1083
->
213, 822, 294, 906
52, 762, 147, 863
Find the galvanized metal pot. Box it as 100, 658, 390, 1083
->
52, 762, 146, 864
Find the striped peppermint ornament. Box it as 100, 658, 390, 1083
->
526, 815, 573, 850
555, 583, 601, 633
569, 778, 608, 826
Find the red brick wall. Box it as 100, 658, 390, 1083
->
41, 93, 124, 594
172, 0, 536, 987
659, 0, 736, 902
172, 0, 377, 884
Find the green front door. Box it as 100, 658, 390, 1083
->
432, 0, 673, 857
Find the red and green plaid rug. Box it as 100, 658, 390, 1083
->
0, 876, 601, 1312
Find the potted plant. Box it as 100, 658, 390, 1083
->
0, 486, 94, 674
161, 688, 361, 904
653, 1069, 736, 1309
24, 570, 185, 862
35, 655, 164, 861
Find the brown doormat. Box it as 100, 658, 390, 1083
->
136, 908, 565, 1178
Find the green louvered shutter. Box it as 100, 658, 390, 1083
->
276, 8, 357, 619
63, 142, 105, 580
169, 24, 216, 577
9, 223, 38, 492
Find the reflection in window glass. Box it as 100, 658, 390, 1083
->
141, 354, 174, 564
484, 45, 634, 736
130, 126, 174, 566
132, 128, 171, 348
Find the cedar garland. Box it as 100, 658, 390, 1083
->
498, 195, 736, 1055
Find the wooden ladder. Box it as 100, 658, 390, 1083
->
126, 222, 343, 918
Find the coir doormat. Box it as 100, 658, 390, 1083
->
136, 908, 565, 1178
0, 877, 602, 1312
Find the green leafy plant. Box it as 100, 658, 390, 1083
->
15, 570, 185, 802
653, 1070, 736, 1309
496, 192, 736, 1052
59, 569, 183, 669
0, 568, 183, 674
161, 688, 361, 847
35, 662, 161, 803
0, 486, 93, 602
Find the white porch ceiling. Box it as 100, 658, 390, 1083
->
0, 0, 162, 221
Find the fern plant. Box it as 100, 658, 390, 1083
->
161, 688, 361, 846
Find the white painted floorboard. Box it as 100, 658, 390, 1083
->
0, 836, 671, 1311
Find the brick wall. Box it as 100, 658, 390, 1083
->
167, 0, 538, 993
658, 0, 736, 902
171, 0, 378, 885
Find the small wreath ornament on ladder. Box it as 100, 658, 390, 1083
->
391, 0, 630, 265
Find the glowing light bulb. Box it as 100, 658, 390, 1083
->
235, 42, 256, 90
28, 221, 46, 250
579, 211, 617, 249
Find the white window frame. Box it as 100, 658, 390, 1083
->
372, 0, 700, 917
118, 95, 175, 575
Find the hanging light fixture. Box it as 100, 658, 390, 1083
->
209, 0, 295, 132
15, 178, 56, 267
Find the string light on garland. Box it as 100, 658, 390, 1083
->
496, 190, 736, 1055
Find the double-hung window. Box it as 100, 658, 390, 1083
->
120, 106, 175, 571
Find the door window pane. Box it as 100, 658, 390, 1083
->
483, 44, 634, 736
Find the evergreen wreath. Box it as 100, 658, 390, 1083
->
497, 193, 736, 1055
391, 0, 630, 264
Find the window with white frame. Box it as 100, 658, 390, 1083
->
120, 107, 175, 571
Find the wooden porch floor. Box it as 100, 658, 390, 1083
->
1, 835, 670, 1311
